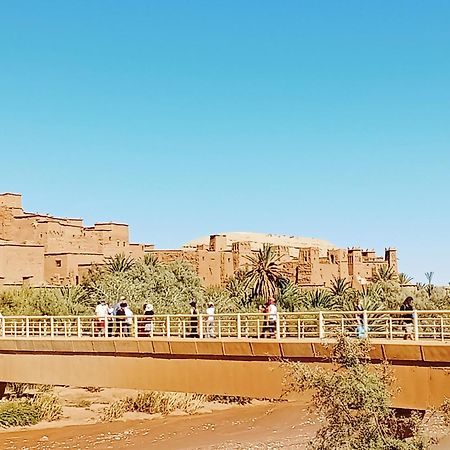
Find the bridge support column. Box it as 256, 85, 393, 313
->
0, 382, 6, 399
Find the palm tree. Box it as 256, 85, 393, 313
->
329, 277, 352, 297
371, 265, 398, 283
277, 280, 303, 312
302, 289, 337, 310
226, 272, 252, 307
425, 271, 434, 298
244, 244, 285, 300
105, 253, 135, 273
398, 273, 413, 285
343, 284, 384, 311
142, 253, 160, 269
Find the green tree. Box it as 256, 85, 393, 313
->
285, 336, 435, 449
302, 289, 337, 310
398, 273, 414, 285
244, 244, 285, 301
105, 253, 135, 274
277, 280, 303, 312
225, 271, 253, 309
328, 277, 353, 308
371, 265, 398, 283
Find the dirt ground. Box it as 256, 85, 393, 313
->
0, 388, 449, 449
0, 399, 319, 449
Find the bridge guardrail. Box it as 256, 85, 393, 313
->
0, 310, 450, 342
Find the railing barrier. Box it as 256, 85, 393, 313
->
0, 311, 449, 342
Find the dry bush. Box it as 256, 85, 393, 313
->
441, 398, 450, 427
71, 399, 92, 409
206, 395, 252, 405
100, 397, 134, 421
82, 386, 102, 393
101, 391, 206, 421
7, 383, 33, 398
33, 393, 63, 422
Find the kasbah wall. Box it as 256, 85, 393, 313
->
0, 193, 398, 289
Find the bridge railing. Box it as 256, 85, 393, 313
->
0, 310, 450, 341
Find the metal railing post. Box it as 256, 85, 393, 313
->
319, 312, 325, 339
237, 314, 241, 339
275, 314, 281, 339
134, 316, 138, 338
199, 315, 203, 339
166, 316, 171, 338
77, 317, 82, 338
363, 311, 368, 338
413, 310, 419, 341
50, 317, 54, 338
26, 317, 30, 337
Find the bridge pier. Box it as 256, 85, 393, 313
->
0, 382, 6, 399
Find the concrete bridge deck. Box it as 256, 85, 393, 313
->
0, 336, 449, 410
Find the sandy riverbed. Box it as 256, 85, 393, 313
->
0, 387, 449, 449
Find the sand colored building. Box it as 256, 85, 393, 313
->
151, 233, 397, 288
0, 193, 398, 289
0, 193, 154, 287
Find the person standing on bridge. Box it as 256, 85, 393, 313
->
354, 298, 366, 338
400, 296, 414, 340
95, 301, 109, 337
267, 297, 278, 338
206, 302, 215, 338
124, 303, 134, 337
115, 302, 127, 337
189, 301, 199, 338
143, 303, 155, 337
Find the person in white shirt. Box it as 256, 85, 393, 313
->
267, 297, 278, 338
124, 303, 134, 337
206, 302, 215, 338
95, 301, 109, 336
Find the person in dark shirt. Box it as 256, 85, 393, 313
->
189, 301, 199, 338
400, 296, 414, 340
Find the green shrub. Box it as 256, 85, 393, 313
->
0, 393, 62, 428
0, 400, 40, 427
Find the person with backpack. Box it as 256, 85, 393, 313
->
115, 302, 127, 337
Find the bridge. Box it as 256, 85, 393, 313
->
0, 310, 449, 410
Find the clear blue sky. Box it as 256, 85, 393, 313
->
1, 1, 449, 284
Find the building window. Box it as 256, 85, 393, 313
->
56, 260, 62, 267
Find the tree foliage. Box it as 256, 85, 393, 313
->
285, 336, 436, 449
243, 244, 286, 301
